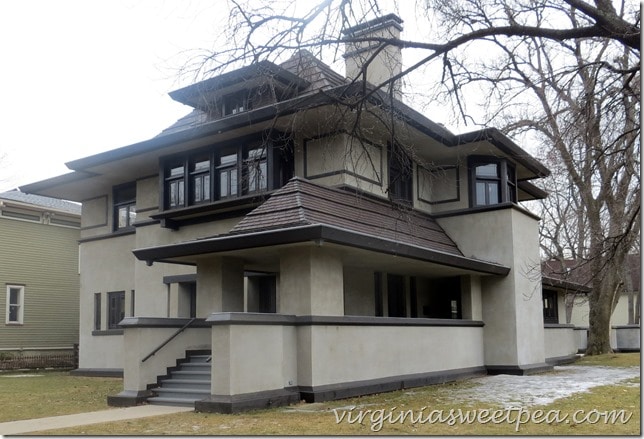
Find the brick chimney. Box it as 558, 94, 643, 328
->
343, 14, 403, 98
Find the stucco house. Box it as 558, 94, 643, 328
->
0, 190, 80, 364
21, 15, 576, 412
542, 256, 641, 353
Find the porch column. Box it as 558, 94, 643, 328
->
279, 246, 344, 315
196, 257, 244, 317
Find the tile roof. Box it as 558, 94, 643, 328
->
231, 177, 463, 257
0, 190, 81, 215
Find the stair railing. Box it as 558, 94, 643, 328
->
142, 318, 197, 363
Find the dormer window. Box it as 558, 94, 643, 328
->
222, 91, 250, 116
469, 157, 517, 207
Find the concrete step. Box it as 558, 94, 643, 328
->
147, 396, 202, 407
160, 378, 211, 390
179, 363, 210, 372
171, 370, 210, 380
152, 387, 210, 400
187, 355, 211, 363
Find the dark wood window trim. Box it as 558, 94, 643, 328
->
94, 293, 101, 331
468, 156, 517, 207
543, 289, 559, 324
108, 291, 125, 330
388, 143, 413, 204
113, 183, 137, 231
159, 133, 293, 217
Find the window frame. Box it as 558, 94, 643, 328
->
160, 135, 291, 212
94, 292, 102, 331
107, 291, 125, 330
468, 156, 518, 207
542, 289, 559, 324
5, 285, 24, 325
113, 182, 137, 231
388, 143, 413, 204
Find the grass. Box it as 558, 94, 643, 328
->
0, 371, 122, 422
5, 353, 641, 435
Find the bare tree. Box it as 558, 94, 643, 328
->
185, 0, 639, 354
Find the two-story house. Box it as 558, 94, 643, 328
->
0, 190, 80, 365
22, 15, 575, 412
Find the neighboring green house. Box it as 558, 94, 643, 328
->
0, 190, 80, 361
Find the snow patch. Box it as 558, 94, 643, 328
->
447, 365, 640, 408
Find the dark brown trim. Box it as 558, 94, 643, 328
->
518, 180, 548, 200
91, 329, 124, 336
545, 354, 579, 366
542, 276, 591, 293
299, 366, 486, 403
295, 315, 484, 327
195, 388, 301, 414
79, 229, 135, 244
205, 312, 485, 327
486, 362, 553, 376
135, 206, 159, 214
432, 201, 542, 222
118, 317, 210, 328
303, 131, 384, 187
543, 323, 575, 329
107, 390, 153, 407
163, 274, 197, 285
416, 164, 460, 205
133, 224, 509, 276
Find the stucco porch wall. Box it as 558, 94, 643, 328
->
613, 325, 640, 352
118, 318, 211, 393
543, 324, 576, 363
574, 327, 588, 353
207, 313, 485, 398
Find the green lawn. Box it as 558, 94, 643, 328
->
0, 371, 121, 422
3, 353, 640, 435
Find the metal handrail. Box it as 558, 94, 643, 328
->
141, 318, 196, 363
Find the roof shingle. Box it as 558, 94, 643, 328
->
231, 177, 463, 257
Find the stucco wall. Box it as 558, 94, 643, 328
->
437, 206, 546, 368
300, 323, 484, 387
543, 325, 576, 360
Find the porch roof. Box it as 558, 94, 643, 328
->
133, 178, 510, 276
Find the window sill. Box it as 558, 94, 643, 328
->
5, 322, 23, 326
92, 329, 124, 336
151, 192, 275, 229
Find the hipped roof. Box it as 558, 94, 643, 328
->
133, 177, 509, 276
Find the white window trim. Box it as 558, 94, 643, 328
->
6, 285, 24, 325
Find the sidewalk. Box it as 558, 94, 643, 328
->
0, 404, 193, 435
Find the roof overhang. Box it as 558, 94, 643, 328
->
133, 223, 510, 276
542, 275, 590, 293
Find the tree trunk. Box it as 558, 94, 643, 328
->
586, 278, 614, 354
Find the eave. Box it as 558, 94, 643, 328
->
133, 223, 510, 276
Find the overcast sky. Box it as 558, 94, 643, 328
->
0, 0, 435, 193
0, 0, 227, 192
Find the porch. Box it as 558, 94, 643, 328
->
109, 313, 487, 412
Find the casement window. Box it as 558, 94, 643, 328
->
94, 293, 101, 330
222, 90, 251, 116
542, 289, 558, 324
113, 183, 137, 230
469, 157, 517, 207
388, 144, 413, 203
107, 291, 125, 329
5, 285, 24, 324
217, 148, 239, 199
161, 136, 292, 211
